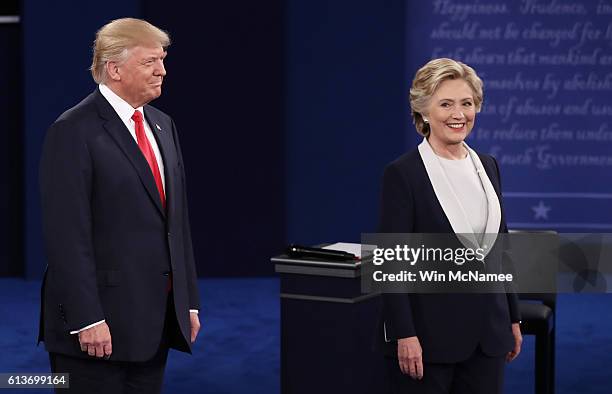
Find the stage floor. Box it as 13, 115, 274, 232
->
0, 278, 610, 393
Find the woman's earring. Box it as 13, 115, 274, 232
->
423, 117, 429, 123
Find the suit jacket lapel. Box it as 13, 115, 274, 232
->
466, 146, 502, 254
418, 139, 480, 250
94, 89, 166, 218
418, 138, 503, 255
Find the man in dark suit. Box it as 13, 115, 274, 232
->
38, 18, 200, 393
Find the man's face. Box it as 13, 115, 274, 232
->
116, 45, 167, 108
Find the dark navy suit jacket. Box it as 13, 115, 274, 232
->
38, 88, 200, 362
377, 147, 520, 363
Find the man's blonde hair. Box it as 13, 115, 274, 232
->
90, 18, 170, 84
409, 58, 483, 137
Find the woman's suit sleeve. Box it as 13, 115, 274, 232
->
491, 157, 522, 323
378, 163, 417, 339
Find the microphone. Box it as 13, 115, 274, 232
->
286, 244, 358, 261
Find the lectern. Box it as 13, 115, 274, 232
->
272, 253, 387, 394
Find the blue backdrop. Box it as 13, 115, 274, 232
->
405, 0, 612, 231
285, 0, 407, 246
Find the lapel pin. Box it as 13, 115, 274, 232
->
156, 124, 162, 131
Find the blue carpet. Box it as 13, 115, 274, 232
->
0, 278, 279, 394
0, 278, 610, 393
504, 293, 612, 394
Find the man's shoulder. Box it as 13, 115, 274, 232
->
143, 103, 172, 124
54, 90, 100, 126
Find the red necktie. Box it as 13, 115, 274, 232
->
131, 110, 166, 210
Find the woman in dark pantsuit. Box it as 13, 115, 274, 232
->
378, 58, 522, 394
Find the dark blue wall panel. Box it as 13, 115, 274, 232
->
143, 0, 285, 276
285, 0, 407, 246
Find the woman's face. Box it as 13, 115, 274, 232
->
425, 78, 476, 147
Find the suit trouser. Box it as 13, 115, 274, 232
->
385, 346, 506, 394
49, 293, 183, 394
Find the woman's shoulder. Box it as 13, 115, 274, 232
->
475, 151, 496, 164
472, 150, 502, 184
385, 147, 423, 171
474, 150, 500, 173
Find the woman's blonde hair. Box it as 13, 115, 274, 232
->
409, 58, 483, 137
90, 18, 170, 84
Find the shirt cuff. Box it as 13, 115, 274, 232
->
189, 309, 199, 314
69, 319, 106, 335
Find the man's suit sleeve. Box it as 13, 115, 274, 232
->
171, 119, 201, 311
39, 120, 105, 332
491, 156, 522, 323
378, 163, 417, 339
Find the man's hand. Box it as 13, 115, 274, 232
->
78, 322, 112, 358
506, 322, 522, 362
397, 336, 423, 380
190, 312, 200, 343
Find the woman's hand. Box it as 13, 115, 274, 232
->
397, 336, 423, 379
506, 322, 523, 362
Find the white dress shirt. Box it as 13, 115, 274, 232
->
99, 84, 165, 192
